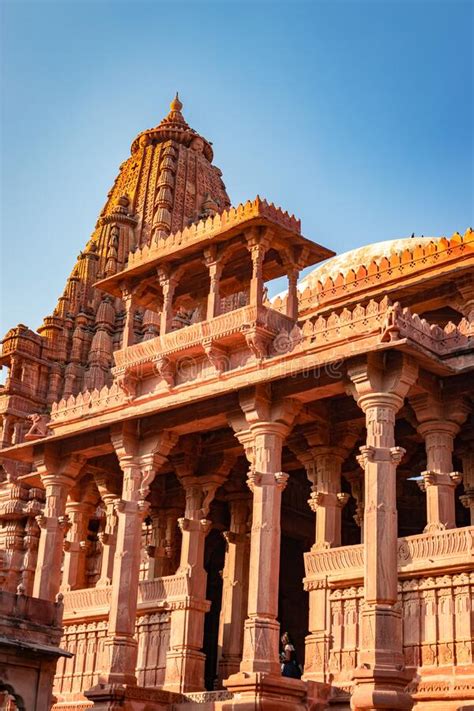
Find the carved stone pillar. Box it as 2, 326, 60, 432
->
21, 516, 41, 595
61, 498, 95, 591
223, 386, 309, 711
286, 266, 299, 320
94, 474, 120, 588
216, 496, 250, 684
411, 393, 469, 531
88, 425, 177, 695
309, 451, 349, 549
158, 270, 178, 335
33, 452, 84, 601
246, 229, 269, 308
164, 477, 221, 692
223, 395, 314, 710
204, 248, 222, 320
347, 352, 418, 711
121, 287, 137, 348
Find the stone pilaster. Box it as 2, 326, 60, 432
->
346, 352, 418, 711
411, 392, 469, 531
33, 452, 85, 601
216, 495, 250, 683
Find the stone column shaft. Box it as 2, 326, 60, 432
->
122, 290, 136, 348
248, 240, 266, 308
217, 498, 250, 683
97, 496, 119, 587
240, 424, 287, 675
164, 482, 214, 693
347, 352, 417, 711
33, 473, 74, 601
159, 275, 177, 335
101, 458, 148, 686
206, 260, 222, 320
61, 501, 94, 591
286, 267, 299, 320
309, 451, 349, 549
418, 422, 460, 531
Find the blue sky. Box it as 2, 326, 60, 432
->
1, 0, 472, 335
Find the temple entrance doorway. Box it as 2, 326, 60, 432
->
203, 529, 226, 690
278, 534, 308, 669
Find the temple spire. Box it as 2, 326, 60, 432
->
170, 92, 183, 112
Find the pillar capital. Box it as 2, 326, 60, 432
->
346, 352, 418, 408
410, 389, 470, 428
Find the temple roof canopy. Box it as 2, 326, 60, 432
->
95, 197, 334, 302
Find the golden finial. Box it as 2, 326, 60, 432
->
170, 92, 183, 112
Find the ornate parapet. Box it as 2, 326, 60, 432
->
50, 381, 127, 423
299, 228, 474, 314
304, 525, 474, 587
125, 197, 302, 270
113, 303, 295, 381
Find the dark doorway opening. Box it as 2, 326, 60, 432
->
278, 534, 308, 669
203, 529, 226, 690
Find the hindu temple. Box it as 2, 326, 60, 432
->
0, 95, 473, 711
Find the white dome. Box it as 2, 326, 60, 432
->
297, 236, 443, 293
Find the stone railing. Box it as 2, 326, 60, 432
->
299, 228, 474, 313
298, 296, 471, 358
304, 526, 474, 587
62, 571, 191, 622
138, 571, 190, 605
126, 197, 301, 269
62, 586, 112, 620
397, 526, 474, 574
55, 574, 188, 702
304, 544, 364, 584
113, 303, 294, 372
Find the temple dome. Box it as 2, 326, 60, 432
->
298, 236, 443, 292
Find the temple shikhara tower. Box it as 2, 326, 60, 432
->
0, 96, 473, 711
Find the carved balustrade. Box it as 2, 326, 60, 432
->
55, 571, 191, 702
112, 303, 294, 379
303, 526, 474, 701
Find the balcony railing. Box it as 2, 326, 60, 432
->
304, 525, 474, 586
113, 304, 295, 375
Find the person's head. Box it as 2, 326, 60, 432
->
281, 631, 290, 645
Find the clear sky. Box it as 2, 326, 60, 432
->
1, 0, 472, 336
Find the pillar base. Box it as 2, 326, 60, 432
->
223, 671, 308, 711
84, 682, 181, 710
163, 649, 206, 693
351, 666, 414, 711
